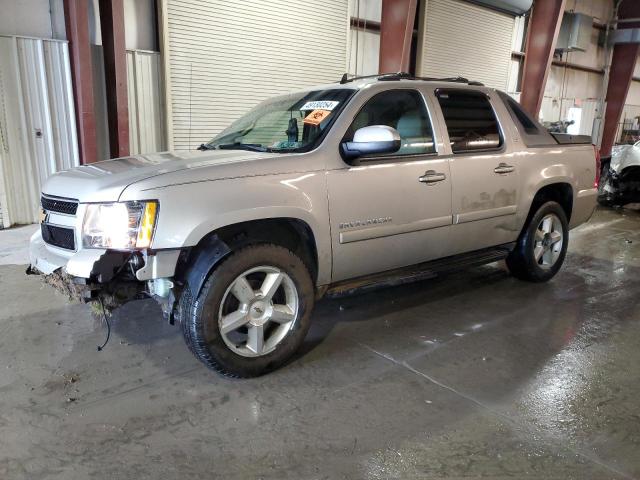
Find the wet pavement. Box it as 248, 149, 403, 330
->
0, 206, 639, 479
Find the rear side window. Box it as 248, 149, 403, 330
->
497, 91, 557, 147
504, 96, 538, 134
436, 89, 503, 153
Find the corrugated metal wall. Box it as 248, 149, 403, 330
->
348, 0, 382, 76
417, 0, 515, 89
127, 49, 166, 154
579, 99, 599, 137
91, 45, 111, 161
164, 0, 350, 151
0, 36, 78, 227
0, 150, 7, 228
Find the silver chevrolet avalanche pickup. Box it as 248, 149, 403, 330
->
29, 73, 599, 377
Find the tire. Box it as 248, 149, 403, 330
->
506, 201, 569, 282
179, 244, 315, 378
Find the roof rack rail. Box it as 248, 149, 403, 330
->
339, 72, 484, 86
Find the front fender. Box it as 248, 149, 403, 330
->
123, 172, 332, 285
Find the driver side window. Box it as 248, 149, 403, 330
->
344, 89, 436, 157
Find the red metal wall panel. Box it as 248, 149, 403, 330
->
600, 0, 640, 157
519, 0, 566, 117
379, 0, 418, 74
63, 0, 97, 164
99, 0, 130, 158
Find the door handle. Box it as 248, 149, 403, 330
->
419, 170, 447, 184
494, 163, 515, 174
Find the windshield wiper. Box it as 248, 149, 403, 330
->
216, 143, 268, 152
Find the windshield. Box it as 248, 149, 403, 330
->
202, 88, 355, 153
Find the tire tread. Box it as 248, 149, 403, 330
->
506, 201, 569, 283
178, 243, 313, 378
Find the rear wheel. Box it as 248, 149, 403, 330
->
506, 201, 569, 282
180, 244, 314, 377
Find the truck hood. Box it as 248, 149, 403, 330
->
42, 150, 303, 202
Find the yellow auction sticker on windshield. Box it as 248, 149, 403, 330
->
304, 109, 331, 126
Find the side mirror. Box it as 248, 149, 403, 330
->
341, 125, 401, 160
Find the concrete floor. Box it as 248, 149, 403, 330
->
0, 207, 639, 479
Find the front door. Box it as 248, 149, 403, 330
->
327, 89, 453, 282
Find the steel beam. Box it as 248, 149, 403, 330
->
519, 0, 566, 117
63, 0, 97, 164
379, 0, 418, 74
600, 43, 640, 157
600, 0, 640, 157
99, 0, 129, 158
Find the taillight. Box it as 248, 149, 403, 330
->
593, 144, 601, 188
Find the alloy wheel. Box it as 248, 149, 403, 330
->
218, 266, 299, 357
533, 213, 563, 269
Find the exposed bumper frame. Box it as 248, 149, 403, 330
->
29, 229, 181, 282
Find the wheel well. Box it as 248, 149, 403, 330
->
184, 218, 319, 283
528, 183, 573, 223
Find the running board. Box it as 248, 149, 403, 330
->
325, 243, 514, 299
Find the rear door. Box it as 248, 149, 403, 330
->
326, 88, 453, 282
432, 88, 520, 254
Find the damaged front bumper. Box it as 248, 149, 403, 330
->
29, 229, 108, 277
599, 166, 640, 206
28, 229, 182, 316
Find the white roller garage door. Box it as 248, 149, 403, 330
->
0, 36, 79, 227
164, 0, 349, 151
417, 0, 515, 89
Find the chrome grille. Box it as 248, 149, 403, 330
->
41, 195, 78, 215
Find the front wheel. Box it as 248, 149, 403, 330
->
506, 201, 569, 282
180, 244, 315, 378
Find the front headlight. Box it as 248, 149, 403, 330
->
82, 201, 158, 250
